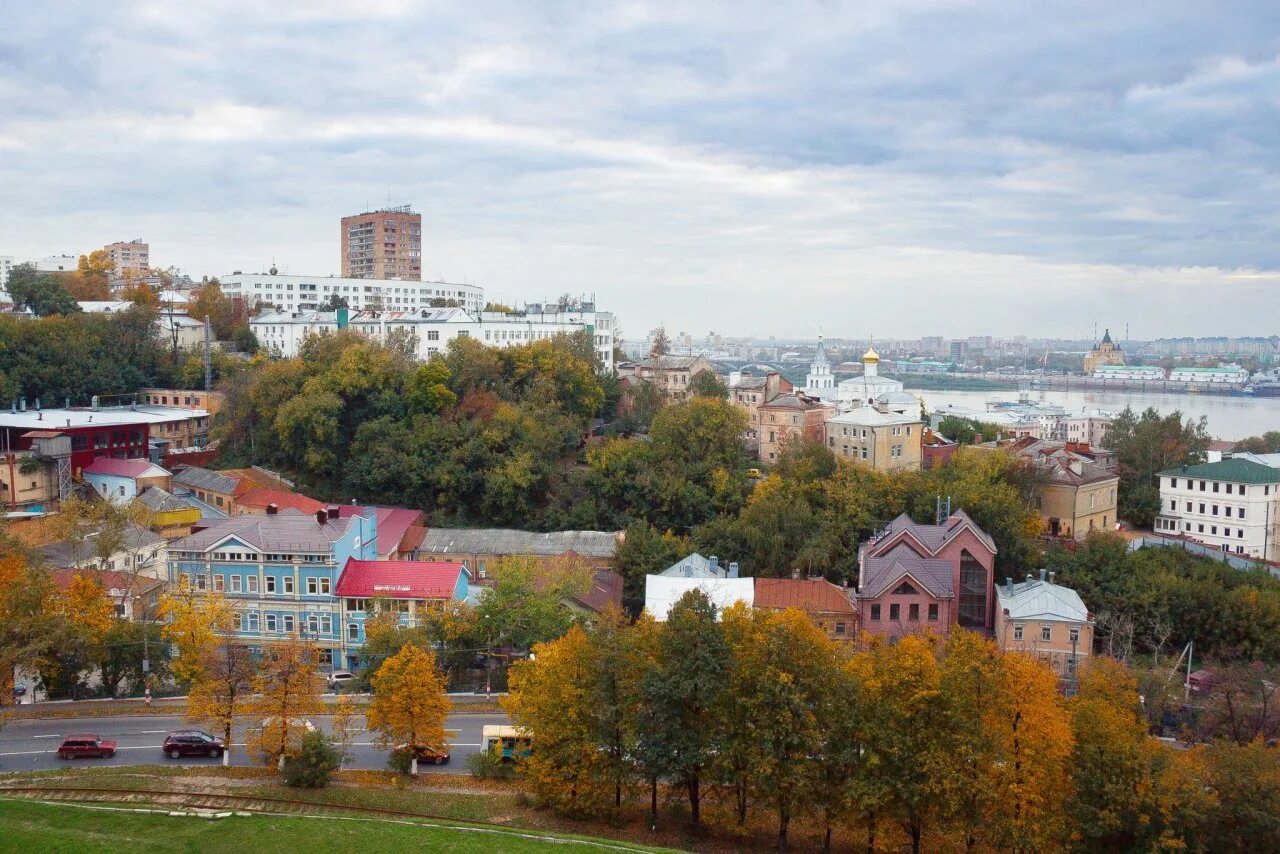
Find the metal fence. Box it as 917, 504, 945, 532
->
1129, 535, 1280, 578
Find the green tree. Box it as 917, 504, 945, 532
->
613, 521, 690, 613
474, 558, 585, 653
1109, 407, 1210, 527
688, 371, 728, 399
281, 730, 343, 788
407, 359, 457, 415
6, 264, 79, 316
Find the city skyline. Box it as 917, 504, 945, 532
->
2, 2, 1278, 337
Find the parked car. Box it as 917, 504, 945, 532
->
394, 743, 450, 765
57, 734, 117, 760
325, 670, 356, 691
162, 730, 224, 759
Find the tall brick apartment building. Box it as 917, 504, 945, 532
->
340, 205, 422, 280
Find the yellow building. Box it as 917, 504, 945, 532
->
995, 571, 1093, 680
1082, 328, 1125, 374
137, 486, 203, 538
1007, 439, 1119, 538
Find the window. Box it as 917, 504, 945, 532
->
320, 615, 332, 634
265, 613, 278, 633
834, 621, 846, 635
283, 576, 294, 594
230, 575, 242, 593
928, 604, 938, 621
1069, 626, 1080, 644
1212, 482, 1219, 493
213, 575, 225, 592
1013, 624, 1024, 640
889, 603, 900, 621
246, 611, 259, 631
958, 550, 988, 629
307, 577, 318, 594
347, 623, 360, 641
1041, 625, 1052, 642
870, 604, 881, 621
909, 603, 920, 621
232, 612, 243, 630
282, 614, 295, 633
1239, 508, 1246, 520
247, 575, 259, 593
320, 577, 331, 594
1212, 505, 1219, 516
307, 614, 320, 634
265, 576, 276, 594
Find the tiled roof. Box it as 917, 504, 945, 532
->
419, 528, 619, 559
753, 578, 854, 614
1157, 458, 1280, 485
169, 511, 359, 554
860, 549, 955, 599
334, 559, 464, 600
82, 457, 170, 479
574, 569, 624, 613
996, 578, 1090, 622
873, 510, 998, 557
173, 466, 239, 495
235, 488, 326, 514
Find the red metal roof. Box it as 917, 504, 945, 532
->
82, 457, 169, 478
335, 559, 464, 600
753, 578, 856, 614
236, 488, 326, 514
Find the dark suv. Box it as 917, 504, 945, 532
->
162, 730, 224, 759
57, 735, 117, 759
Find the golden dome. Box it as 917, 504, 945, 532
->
862, 346, 880, 364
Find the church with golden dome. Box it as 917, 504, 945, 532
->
1082, 328, 1126, 374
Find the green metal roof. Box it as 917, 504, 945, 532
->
1158, 458, 1280, 484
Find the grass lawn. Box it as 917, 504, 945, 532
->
0, 798, 660, 853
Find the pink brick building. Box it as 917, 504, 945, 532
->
854, 511, 997, 638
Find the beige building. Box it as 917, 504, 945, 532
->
140, 389, 226, 417
758, 392, 833, 463
824, 403, 924, 472
1007, 439, 1118, 538
103, 240, 149, 277
620, 355, 716, 403
995, 571, 1093, 680
341, 206, 422, 280
730, 372, 793, 440
1082, 328, 1125, 374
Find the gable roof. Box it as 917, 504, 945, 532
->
659, 552, 725, 578
136, 485, 197, 513
1158, 458, 1280, 485
330, 505, 426, 557
419, 528, 619, 559
172, 465, 240, 495
753, 578, 854, 614
235, 488, 327, 514
82, 457, 170, 479
870, 510, 998, 558
996, 578, 1090, 622
335, 559, 465, 600
169, 511, 359, 554
859, 549, 955, 599
572, 569, 624, 613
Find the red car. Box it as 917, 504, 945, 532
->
57, 734, 117, 759
395, 743, 450, 765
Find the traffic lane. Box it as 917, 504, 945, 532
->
0, 713, 509, 774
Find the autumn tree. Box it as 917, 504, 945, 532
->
0, 557, 74, 702
68, 250, 113, 300
366, 643, 451, 775
649, 327, 670, 357
54, 573, 116, 699
248, 637, 326, 769
186, 643, 256, 766
160, 582, 233, 684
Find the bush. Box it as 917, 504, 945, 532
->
466, 750, 516, 779
281, 731, 342, 788
386, 748, 412, 774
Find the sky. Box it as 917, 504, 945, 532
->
2, 1, 1278, 340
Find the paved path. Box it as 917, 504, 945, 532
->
0, 711, 510, 774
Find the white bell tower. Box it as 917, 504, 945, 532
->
806, 333, 834, 392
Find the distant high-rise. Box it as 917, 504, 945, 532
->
341, 205, 421, 280
104, 239, 149, 277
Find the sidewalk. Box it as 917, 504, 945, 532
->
3, 692, 506, 720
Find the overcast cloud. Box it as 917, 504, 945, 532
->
1, 1, 1278, 338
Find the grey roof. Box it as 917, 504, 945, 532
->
659, 553, 725, 578
136, 486, 192, 513
172, 466, 239, 495
996, 578, 1090, 622
732, 376, 767, 390
875, 510, 998, 556
860, 549, 955, 599
169, 510, 355, 554
39, 522, 165, 568
633, 356, 706, 370
418, 528, 620, 559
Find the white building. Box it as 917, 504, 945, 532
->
643, 575, 754, 621
252, 304, 617, 371
1094, 365, 1165, 381
805, 335, 836, 397
1168, 365, 1250, 386
1155, 458, 1280, 559
221, 271, 483, 314
837, 347, 907, 405
0, 256, 14, 298
34, 255, 79, 274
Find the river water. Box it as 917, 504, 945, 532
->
915, 387, 1280, 441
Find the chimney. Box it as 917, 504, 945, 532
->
1005, 576, 1013, 592
316, 509, 328, 525
91, 395, 100, 411
1026, 573, 1033, 584
728, 561, 739, 579
1049, 571, 1056, 585
266, 503, 279, 515
1040, 568, 1047, 582
709, 555, 719, 576
19, 398, 26, 412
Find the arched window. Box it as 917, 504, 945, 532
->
958, 550, 988, 629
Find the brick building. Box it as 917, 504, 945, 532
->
341, 205, 422, 280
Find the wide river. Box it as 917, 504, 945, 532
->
915, 387, 1280, 441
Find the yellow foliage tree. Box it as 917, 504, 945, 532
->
247, 637, 325, 769
59, 573, 114, 640
70, 250, 112, 300
366, 643, 451, 775
159, 581, 233, 684
185, 643, 256, 766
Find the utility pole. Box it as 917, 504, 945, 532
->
203, 317, 213, 391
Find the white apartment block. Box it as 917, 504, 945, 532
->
221, 272, 483, 314
35, 254, 79, 273
1167, 365, 1250, 385
1155, 458, 1280, 559
0, 256, 13, 298
252, 305, 617, 372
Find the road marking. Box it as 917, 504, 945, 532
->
30, 735, 62, 739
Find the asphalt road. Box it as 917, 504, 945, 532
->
0, 712, 510, 774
